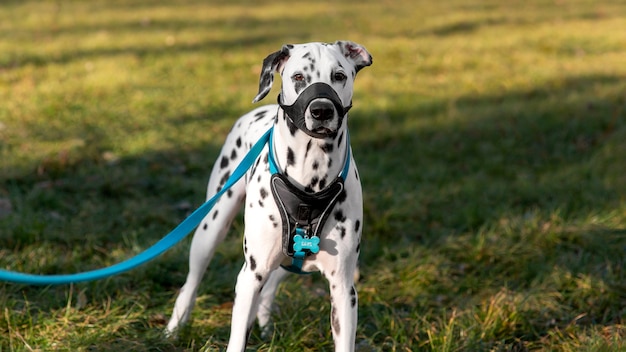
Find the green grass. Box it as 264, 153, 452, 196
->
1, 0, 625, 350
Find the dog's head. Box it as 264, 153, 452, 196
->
253, 41, 372, 138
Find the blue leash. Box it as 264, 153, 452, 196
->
0, 128, 273, 285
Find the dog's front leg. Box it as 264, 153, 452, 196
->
257, 267, 289, 338
226, 262, 267, 352
325, 263, 359, 352
227, 220, 283, 352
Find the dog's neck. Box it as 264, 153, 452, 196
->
272, 109, 348, 193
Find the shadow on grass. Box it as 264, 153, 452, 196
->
1, 73, 624, 349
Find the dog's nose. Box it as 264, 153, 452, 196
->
309, 100, 335, 121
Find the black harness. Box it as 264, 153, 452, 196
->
268, 83, 351, 273
271, 173, 345, 273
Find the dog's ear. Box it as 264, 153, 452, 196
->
253, 44, 292, 103
334, 40, 373, 73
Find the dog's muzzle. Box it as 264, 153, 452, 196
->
278, 83, 352, 138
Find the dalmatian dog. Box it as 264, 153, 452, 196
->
166, 40, 372, 351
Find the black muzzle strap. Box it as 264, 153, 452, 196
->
278, 83, 352, 138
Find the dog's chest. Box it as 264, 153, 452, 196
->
242, 138, 353, 230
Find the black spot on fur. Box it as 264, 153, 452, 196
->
334, 209, 346, 222
212, 210, 219, 220
219, 171, 231, 187
249, 256, 257, 271
256, 273, 263, 281
203, 223, 208, 230
350, 287, 357, 307
287, 147, 295, 166
230, 149, 237, 160
309, 176, 319, 188
337, 132, 344, 147
312, 161, 319, 170
338, 225, 346, 239
254, 110, 267, 122
355, 220, 361, 233
258, 200, 264, 208
220, 156, 229, 169
236, 137, 242, 148
260, 188, 268, 199
270, 215, 278, 228
321, 143, 334, 153
318, 177, 327, 189
356, 242, 360, 253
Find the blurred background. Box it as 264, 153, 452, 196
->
1, 0, 625, 351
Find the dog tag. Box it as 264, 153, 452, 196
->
293, 234, 320, 254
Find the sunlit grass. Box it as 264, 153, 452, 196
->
1, 0, 625, 350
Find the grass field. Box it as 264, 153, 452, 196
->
1, 0, 625, 350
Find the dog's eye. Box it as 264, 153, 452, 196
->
292, 73, 305, 81
334, 72, 347, 82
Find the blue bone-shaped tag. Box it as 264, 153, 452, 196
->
293, 234, 320, 254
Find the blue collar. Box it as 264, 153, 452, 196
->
267, 127, 351, 183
